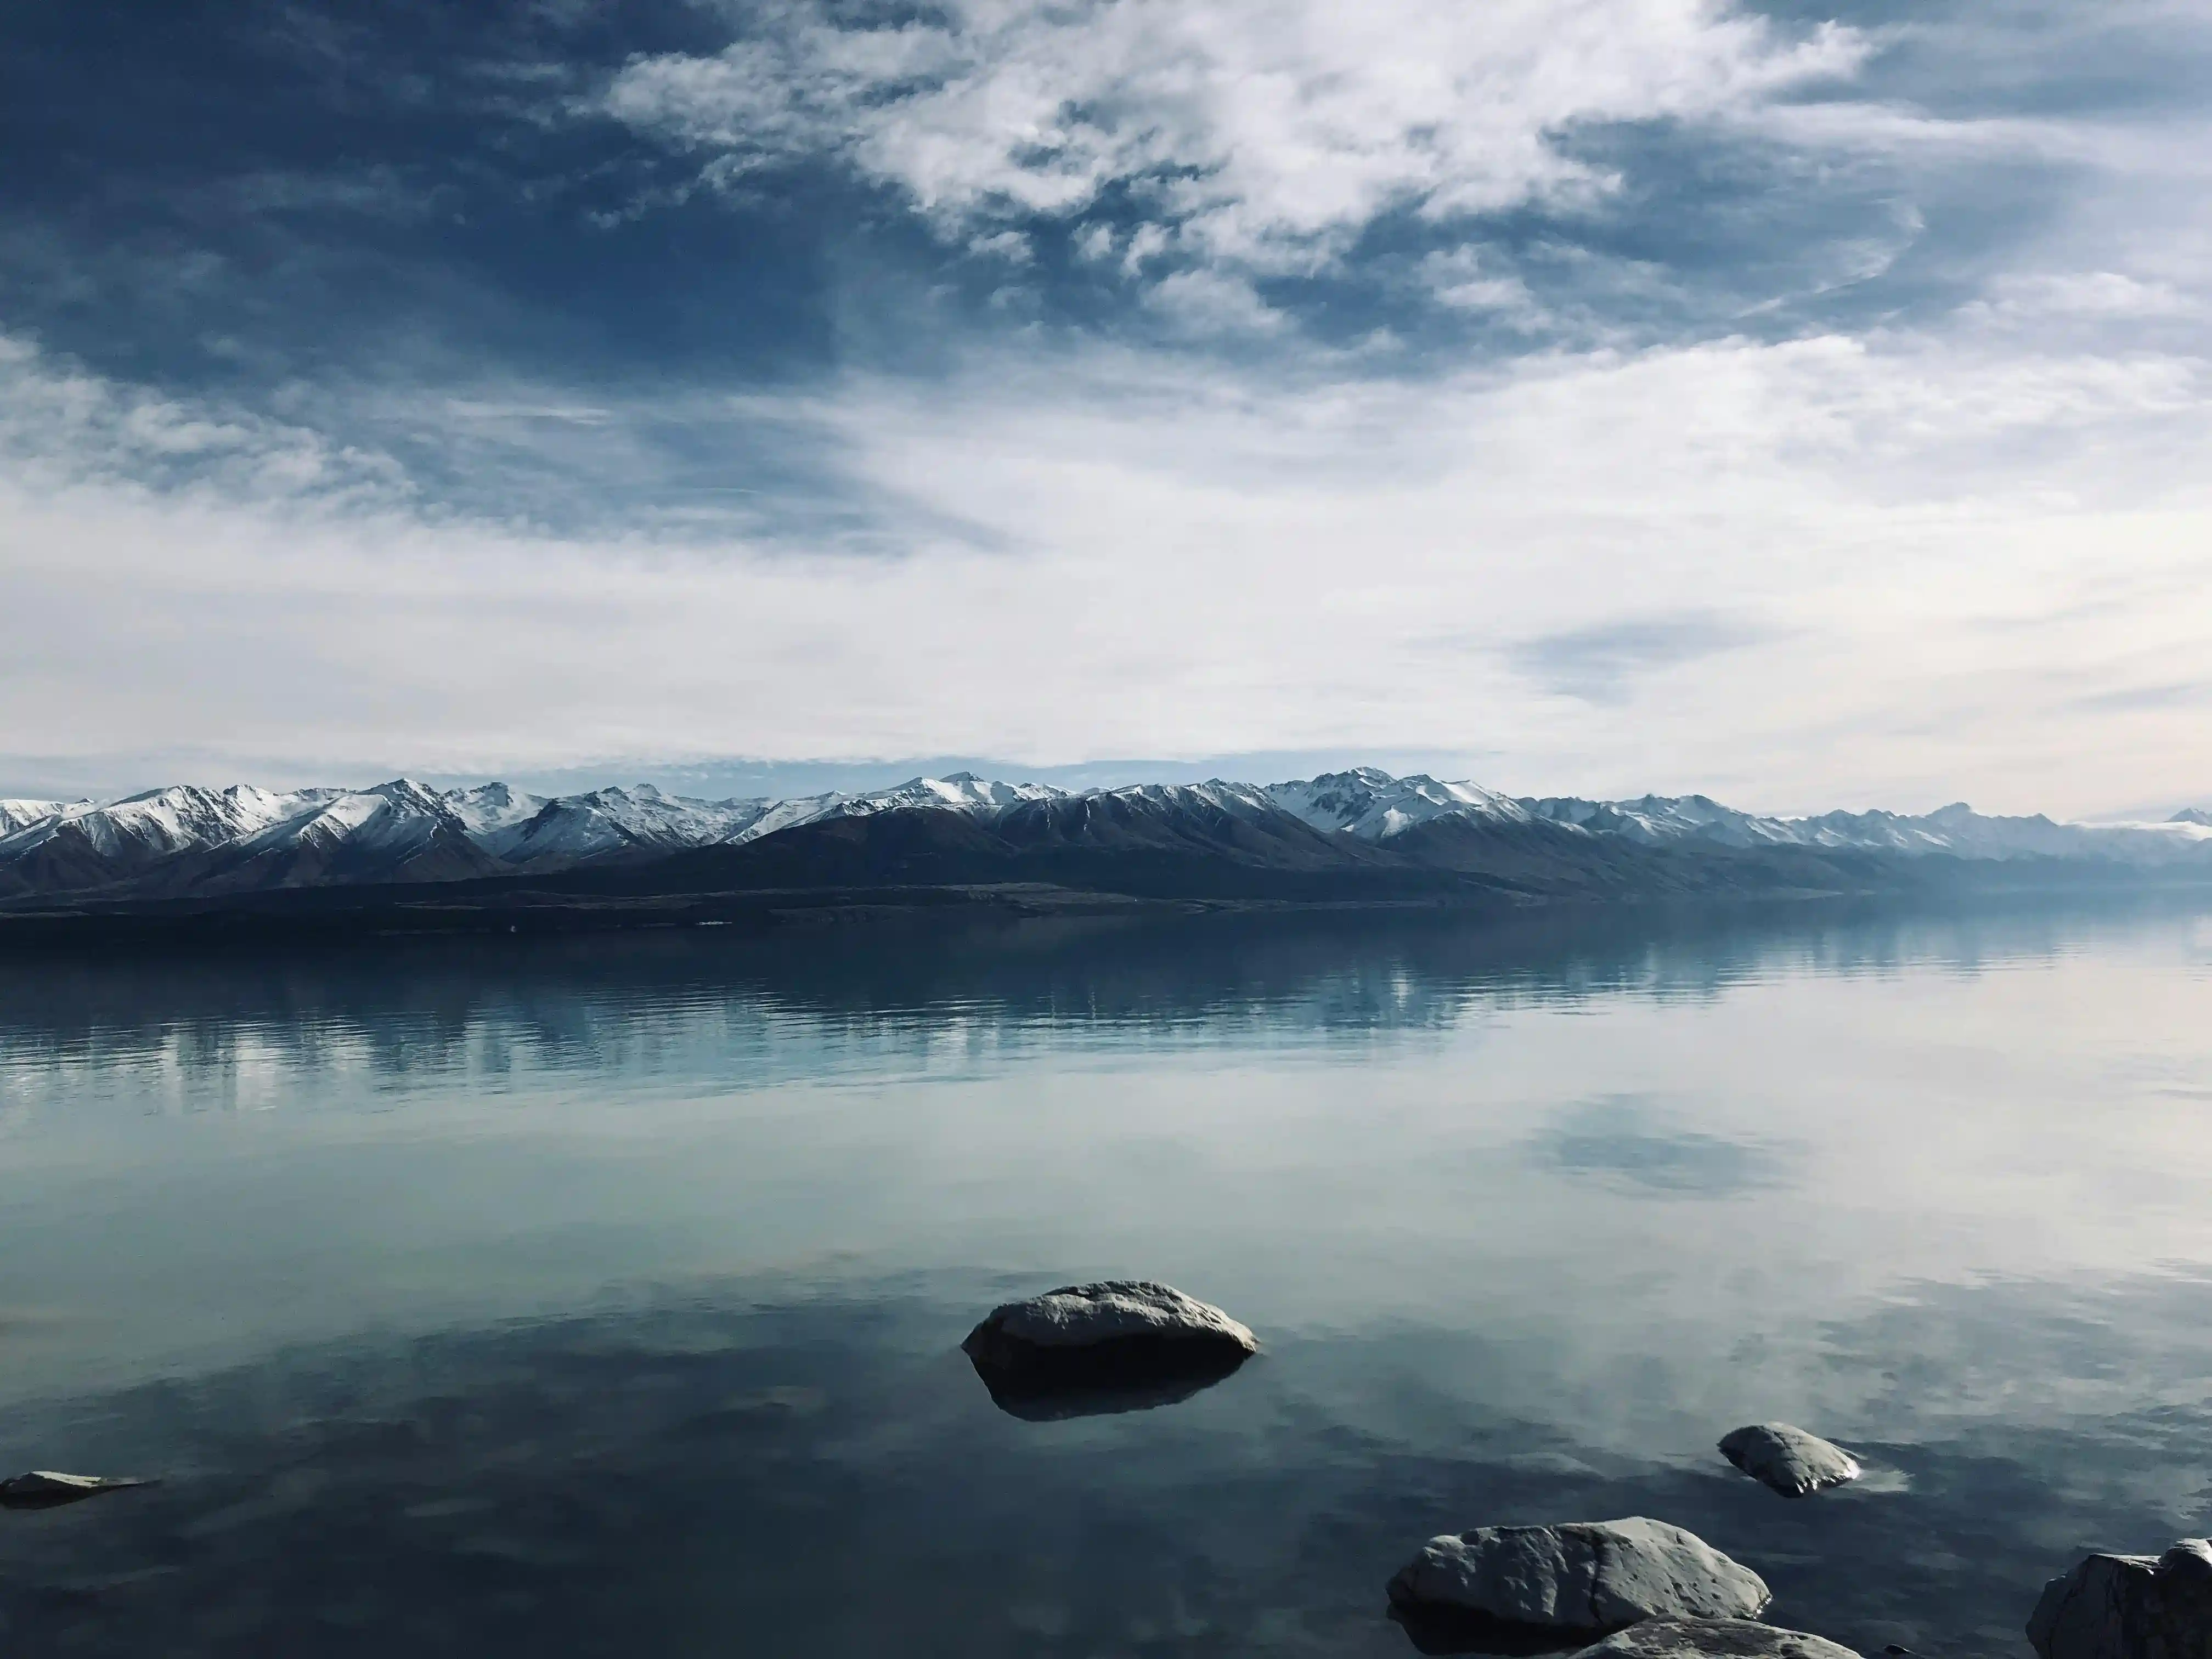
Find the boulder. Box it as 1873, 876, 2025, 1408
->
961, 1280, 1256, 1417
1718, 1425, 1862, 1498
1388, 1519, 1773, 1637
960, 1283, 1256, 1389
963, 1280, 1256, 1361
0, 1470, 156, 1510
1570, 1617, 1863, 1658
2028, 1538, 2212, 1659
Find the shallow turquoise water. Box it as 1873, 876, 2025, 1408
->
2, 900, 2210, 1654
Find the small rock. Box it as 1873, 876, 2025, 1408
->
1571, 1617, 1863, 1658
2028, 1537, 2212, 1659
1718, 1425, 1862, 1498
0, 1470, 157, 1511
962, 1280, 1256, 1415
1388, 1518, 1772, 1636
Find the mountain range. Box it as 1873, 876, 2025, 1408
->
2, 769, 2207, 922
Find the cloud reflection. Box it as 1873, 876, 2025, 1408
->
1526, 1097, 1798, 1197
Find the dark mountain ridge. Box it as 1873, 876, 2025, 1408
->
4, 772, 2208, 949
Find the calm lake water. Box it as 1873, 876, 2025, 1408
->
3, 899, 2211, 1656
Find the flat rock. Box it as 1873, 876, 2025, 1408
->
0, 1471, 157, 1511
1388, 1519, 1772, 1634
1718, 1424, 1862, 1498
2028, 1537, 2212, 1659
1571, 1618, 1863, 1658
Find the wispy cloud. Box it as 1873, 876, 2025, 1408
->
1504, 614, 1774, 703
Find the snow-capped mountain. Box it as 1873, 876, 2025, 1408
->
1266, 768, 1534, 837
2, 768, 2207, 906
0, 798, 76, 836
475, 786, 763, 868
1523, 793, 2212, 865
0, 771, 1079, 902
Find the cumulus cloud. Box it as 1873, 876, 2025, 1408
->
603, 0, 1867, 278
1418, 248, 1544, 321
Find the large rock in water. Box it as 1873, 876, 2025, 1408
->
961, 1281, 1257, 1417
1570, 1617, 1862, 1658
2028, 1538, 2212, 1659
0, 1470, 156, 1510
1388, 1519, 1773, 1637
1718, 1424, 1863, 1498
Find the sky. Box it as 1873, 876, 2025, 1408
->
1, 0, 2209, 817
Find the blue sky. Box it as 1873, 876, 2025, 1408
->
1, 0, 2208, 814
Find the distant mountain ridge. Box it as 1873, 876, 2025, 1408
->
2, 766, 2208, 909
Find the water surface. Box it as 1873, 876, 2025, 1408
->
3, 900, 2211, 1655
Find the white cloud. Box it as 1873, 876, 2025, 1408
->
603, 0, 1867, 275
3, 323, 2209, 816
967, 228, 1034, 264
0, 336, 407, 506
1969, 271, 2201, 323
1144, 269, 1284, 335
1071, 222, 1118, 264
1417, 247, 1544, 321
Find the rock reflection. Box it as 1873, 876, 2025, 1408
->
966, 1342, 1254, 1421
1389, 1603, 1593, 1656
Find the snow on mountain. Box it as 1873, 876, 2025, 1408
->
0, 784, 344, 896
1523, 793, 1803, 848
0, 772, 1080, 900
0, 798, 76, 835
443, 782, 549, 836
1096, 780, 1281, 823
488, 785, 772, 868
2, 769, 2206, 905
1265, 768, 1534, 839
728, 771, 1066, 844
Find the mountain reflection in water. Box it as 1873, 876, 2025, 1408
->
1, 899, 2209, 1655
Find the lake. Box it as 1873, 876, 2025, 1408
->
3, 898, 2210, 1656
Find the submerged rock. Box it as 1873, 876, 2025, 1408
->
2028, 1537, 2212, 1659
1569, 1618, 1862, 1658
962, 1280, 1256, 1416
0, 1471, 157, 1511
1387, 1519, 1772, 1640
1718, 1424, 1862, 1498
